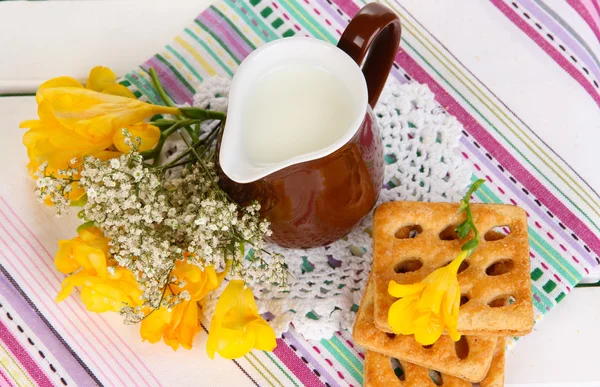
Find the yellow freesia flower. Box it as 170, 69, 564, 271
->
21, 118, 113, 176
387, 250, 467, 345
21, 66, 163, 189
207, 280, 276, 359
140, 300, 201, 351
55, 227, 142, 313
54, 227, 110, 274
139, 260, 219, 350
39, 87, 177, 143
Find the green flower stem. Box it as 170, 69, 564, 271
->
184, 125, 200, 144
456, 179, 485, 255
149, 68, 176, 108
179, 107, 226, 121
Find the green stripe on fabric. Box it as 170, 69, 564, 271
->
264, 351, 300, 387
330, 336, 363, 376
165, 45, 204, 82
402, 37, 600, 232
278, 0, 336, 43
532, 282, 555, 311
244, 353, 277, 387
224, 0, 278, 42
210, 5, 258, 50
155, 54, 196, 95
194, 19, 241, 64
123, 72, 161, 104
320, 338, 363, 384
183, 28, 235, 76
473, 177, 581, 285
531, 287, 549, 313
248, 352, 284, 387
528, 229, 581, 286
388, 0, 600, 223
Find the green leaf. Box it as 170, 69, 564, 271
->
70, 193, 88, 207
76, 221, 96, 233
455, 221, 471, 239
461, 239, 479, 251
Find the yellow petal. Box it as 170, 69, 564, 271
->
140, 306, 173, 344
37, 76, 83, 103
101, 84, 136, 99
388, 295, 419, 335
388, 281, 426, 298
249, 320, 277, 351
86, 66, 117, 92
54, 240, 79, 274
113, 123, 160, 153
40, 87, 179, 143
413, 313, 444, 345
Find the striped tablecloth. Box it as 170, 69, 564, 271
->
1, 0, 600, 385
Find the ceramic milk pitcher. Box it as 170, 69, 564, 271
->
218, 3, 401, 248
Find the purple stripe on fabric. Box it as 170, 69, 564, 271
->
0, 319, 54, 387
142, 60, 193, 105
198, 8, 253, 60
283, 332, 339, 387
395, 48, 600, 256
272, 337, 324, 386
567, 0, 600, 46
0, 267, 99, 386
0, 198, 162, 387
517, 0, 600, 83
458, 136, 596, 266
313, 0, 348, 27
492, 0, 600, 104
0, 217, 131, 385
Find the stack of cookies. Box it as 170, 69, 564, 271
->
353, 202, 534, 386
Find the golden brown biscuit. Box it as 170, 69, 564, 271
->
364, 350, 471, 386
363, 342, 506, 387
372, 201, 533, 336
480, 338, 506, 387
354, 278, 497, 382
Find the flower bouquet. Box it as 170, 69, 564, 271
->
21, 66, 288, 358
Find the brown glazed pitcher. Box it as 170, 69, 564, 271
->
218, 3, 401, 248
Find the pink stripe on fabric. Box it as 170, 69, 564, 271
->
395, 48, 600, 255
0, 237, 113, 384
200, 9, 252, 59
272, 339, 323, 386
0, 319, 53, 387
0, 198, 162, 387
0, 213, 135, 385
333, 0, 600, 252
0, 366, 14, 387
567, 0, 600, 43
143, 58, 192, 105
492, 0, 600, 107
0, 224, 135, 386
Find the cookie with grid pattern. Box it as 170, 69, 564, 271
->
363, 340, 505, 387
353, 277, 497, 382
372, 201, 533, 336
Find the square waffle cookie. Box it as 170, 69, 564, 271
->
372, 201, 533, 336
353, 278, 498, 382
363, 340, 505, 387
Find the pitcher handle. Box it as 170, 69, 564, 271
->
337, 3, 401, 108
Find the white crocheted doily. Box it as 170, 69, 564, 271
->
164, 77, 471, 341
